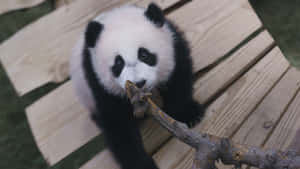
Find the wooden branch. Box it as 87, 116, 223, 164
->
125, 81, 300, 169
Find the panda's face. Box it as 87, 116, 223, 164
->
90, 5, 175, 96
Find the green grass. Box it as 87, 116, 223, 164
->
250, 0, 300, 68
0, 0, 299, 168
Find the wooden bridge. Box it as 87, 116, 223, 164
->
1, 0, 300, 168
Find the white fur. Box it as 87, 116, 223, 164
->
70, 5, 175, 112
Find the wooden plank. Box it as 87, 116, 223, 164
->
263, 86, 300, 151
25, 0, 262, 167
24, 0, 182, 165
221, 67, 300, 169
247, 81, 300, 169
194, 31, 274, 104
151, 47, 290, 169
0, 0, 45, 15
232, 67, 300, 147
0, 0, 179, 96
168, 0, 262, 72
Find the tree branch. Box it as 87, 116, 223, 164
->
125, 81, 300, 169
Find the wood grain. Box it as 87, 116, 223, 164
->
263, 85, 300, 151
233, 67, 300, 147
194, 31, 274, 104
152, 47, 290, 169
246, 78, 300, 169
24, 0, 181, 165
0, 0, 45, 15
168, 0, 262, 72
221, 67, 300, 169
0, 0, 179, 95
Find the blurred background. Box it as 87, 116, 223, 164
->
0, 0, 299, 168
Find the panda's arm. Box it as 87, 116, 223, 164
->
159, 27, 205, 127
92, 98, 159, 169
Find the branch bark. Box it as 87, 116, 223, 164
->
125, 81, 300, 169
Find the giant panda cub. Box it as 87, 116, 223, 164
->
70, 3, 204, 169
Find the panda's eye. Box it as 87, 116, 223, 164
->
138, 47, 157, 66
111, 55, 124, 77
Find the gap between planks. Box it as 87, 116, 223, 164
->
220, 67, 300, 169
0, 0, 46, 15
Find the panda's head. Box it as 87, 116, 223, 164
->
84, 3, 175, 96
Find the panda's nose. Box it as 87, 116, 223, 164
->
136, 80, 146, 88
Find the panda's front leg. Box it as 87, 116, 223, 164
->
160, 74, 205, 128
92, 102, 159, 169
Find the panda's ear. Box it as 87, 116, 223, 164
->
85, 21, 103, 48
144, 3, 165, 27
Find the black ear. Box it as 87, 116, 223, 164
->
144, 3, 165, 27
85, 21, 103, 48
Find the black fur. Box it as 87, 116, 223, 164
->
159, 21, 205, 127
111, 55, 125, 77
85, 21, 103, 48
83, 23, 159, 169
138, 47, 157, 66
144, 3, 165, 27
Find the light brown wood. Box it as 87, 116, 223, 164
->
0, 0, 179, 96
24, 0, 181, 165
26, 82, 100, 164
263, 85, 300, 151
168, 0, 262, 72
232, 67, 300, 147
152, 47, 290, 169
246, 79, 300, 169
194, 31, 274, 104
0, 0, 45, 15
221, 67, 300, 169
24, 0, 263, 167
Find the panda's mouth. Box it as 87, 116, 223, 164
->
135, 80, 146, 88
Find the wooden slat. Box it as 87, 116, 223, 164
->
232, 67, 300, 147
0, 0, 179, 96
263, 86, 300, 151
168, 0, 262, 72
247, 81, 300, 169
152, 47, 290, 169
25, 0, 262, 167
194, 31, 274, 104
24, 0, 182, 165
0, 0, 45, 15
221, 67, 300, 169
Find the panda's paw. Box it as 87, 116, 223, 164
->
182, 102, 205, 128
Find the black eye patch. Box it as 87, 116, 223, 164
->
138, 47, 157, 66
111, 55, 125, 77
